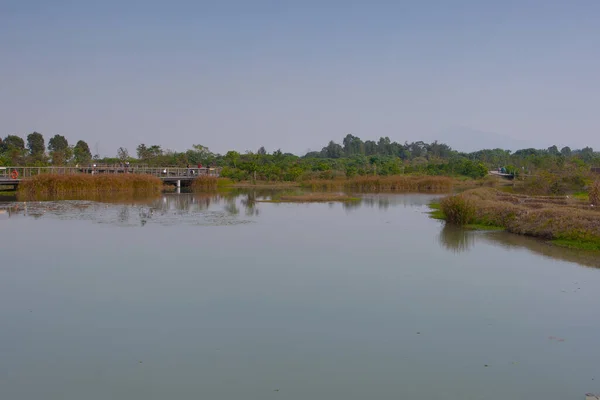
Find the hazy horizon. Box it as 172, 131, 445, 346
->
2, 1, 599, 157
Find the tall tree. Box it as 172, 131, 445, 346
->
224, 151, 241, 167
48, 134, 70, 165
547, 145, 560, 156
1, 135, 25, 151
342, 134, 364, 156
27, 132, 45, 156
73, 140, 92, 164
560, 146, 572, 157
579, 147, 594, 162
323, 141, 343, 158
136, 143, 149, 160
117, 147, 129, 162
48, 134, 69, 152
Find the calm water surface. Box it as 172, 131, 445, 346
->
1, 191, 599, 400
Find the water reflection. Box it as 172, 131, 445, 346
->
2, 190, 598, 269
437, 224, 600, 269
438, 224, 476, 253
0, 192, 262, 227
359, 193, 444, 210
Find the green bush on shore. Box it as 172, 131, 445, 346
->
440, 195, 476, 225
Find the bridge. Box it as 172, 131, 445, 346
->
0, 166, 221, 191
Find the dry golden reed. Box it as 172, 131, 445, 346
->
18, 174, 163, 197
190, 175, 221, 191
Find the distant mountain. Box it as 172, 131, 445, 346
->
426, 127, 536, 153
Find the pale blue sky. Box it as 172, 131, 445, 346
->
1, 0, 599, 156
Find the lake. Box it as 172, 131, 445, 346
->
1, 191, 599, 400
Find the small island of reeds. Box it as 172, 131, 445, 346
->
433, 183, 600, 251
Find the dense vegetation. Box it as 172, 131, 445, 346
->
437, 188, 600, 250
17, 174, 162, 197
2, 132, 599, 184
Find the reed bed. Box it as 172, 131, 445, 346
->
191, 175, 219, 191
301, 175, 453, 192
439, 188, 600, 250
18, 174, 162, 197
190, 176, 232, 191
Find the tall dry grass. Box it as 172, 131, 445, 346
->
440, 195, 476, 225
301, 175, 453, 192
590, 181, 600, 206
191, 175, 218, 191
18, 174, 162, 197
191, 176, 232, 191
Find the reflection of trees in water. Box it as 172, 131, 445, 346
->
240, 191, 259, 216
2, 191, 263, 226
438, 224, 475, 253
480, 231, 600, 269
436, 223, 600, 269
345, 193, 440, 211
118, 206, 129, 223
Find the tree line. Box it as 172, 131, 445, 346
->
1, 132, 598, 181
0, 132, 92, 166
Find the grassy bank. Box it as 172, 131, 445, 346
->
18, 174, 163, 197
435, 187, 600, 250
301, 175, 453, 192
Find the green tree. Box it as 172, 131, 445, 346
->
579, 147, 594, 163
48, 134, 70, 165
323, 141, 343, 158
224, 150, 241, 167
185, 144, 214, 166
560, 146, 572, 157
137, 143, 150, 160
48, 134, 69, 152
27, 132, 45, 157
1, 135, 25, 152
342, 134, 364, 156
547, 145, 560, 156
73, 140, 92, 164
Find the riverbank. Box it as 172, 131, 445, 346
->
17, 174, 163, 197
432, 188, 600, 250
191, 175, 456, 192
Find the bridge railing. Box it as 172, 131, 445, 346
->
0, 166, 221, 179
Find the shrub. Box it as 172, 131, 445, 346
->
440, 195, 476, 225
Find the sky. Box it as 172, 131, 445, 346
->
1, 0, 599, 156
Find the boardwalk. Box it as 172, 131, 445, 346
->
0, 166, 221, 189
488, 170, 515, 179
